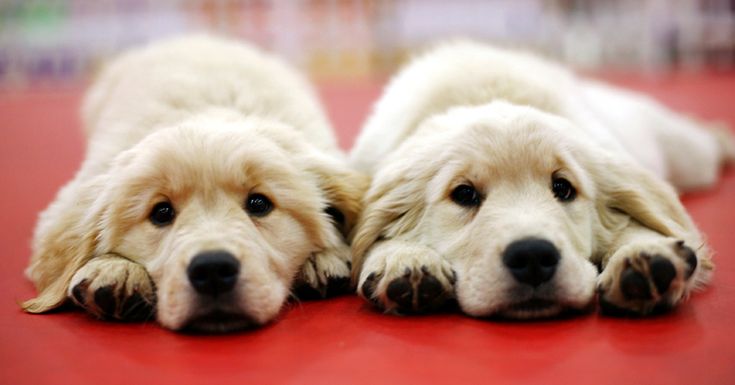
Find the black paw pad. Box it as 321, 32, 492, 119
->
120, 292, 154, 322
386, 273, 413, 310
649, 256, 676, 295
416, 269, 446, 310
93, 285, 118, 318
620, 267, 651, 301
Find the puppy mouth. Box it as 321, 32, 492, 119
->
496, 298, 564, 319
182, 311, 257, 333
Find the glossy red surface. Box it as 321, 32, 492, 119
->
1, 74, 734, 385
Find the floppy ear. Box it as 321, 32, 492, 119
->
22, 175, 108, 313
590, 151, 707, 257
350, 160, 432, 282
303, 153, 370, 238
255, 122, 369, 238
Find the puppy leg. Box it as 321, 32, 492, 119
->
597, 223, 711, 316
656, 118, 734, 190
357, 240, 456, 314
293, 240, 352, 299
68, 254, 155, 321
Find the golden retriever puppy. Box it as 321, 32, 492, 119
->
22, 35, 365, 332
350, 41, 733, 318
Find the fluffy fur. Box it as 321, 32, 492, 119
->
23, 35, 366, 332
350, 41, 733, 318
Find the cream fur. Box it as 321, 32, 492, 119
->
23, 35, 366, 332
351, 41, 730, 318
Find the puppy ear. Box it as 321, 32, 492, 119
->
350, 162, 430, 281
22, 176, 108, 313
592, 152, 707, 256
304, 153, 370, 238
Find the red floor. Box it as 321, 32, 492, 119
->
1, 73, 734, 385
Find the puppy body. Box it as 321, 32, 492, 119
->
24, 35, 365, 332
351, 41, 731, 318
352, 42, 730, 190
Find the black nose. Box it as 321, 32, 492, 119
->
502, 238, 560, 287
187, 251, 240, 296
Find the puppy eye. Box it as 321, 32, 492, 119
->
551, 177, 576, 202
450, 184, 481, 207
150, 201, 175, 226
246, 193, 273, 217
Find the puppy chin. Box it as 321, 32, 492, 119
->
458, 291, 594, 320
463, 299, 595, 319
157, 299, 267, 334
497, 299, 564, 319
155, 282, 288, 333
181, 310, 261, 333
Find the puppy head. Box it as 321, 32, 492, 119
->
26, 116, 364, 332
353, 101, 694, 319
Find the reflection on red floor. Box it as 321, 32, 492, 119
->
1, 73, 734, 385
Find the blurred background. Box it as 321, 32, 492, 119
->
1, 0, 734, 88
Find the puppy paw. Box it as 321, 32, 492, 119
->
68, 255, 155, 321
358, 244, 455, 314
293, 244, 352, 299
598, 240, 699, 316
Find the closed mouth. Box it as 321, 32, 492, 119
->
182, 311, 256, 333
497, 298, 563, 319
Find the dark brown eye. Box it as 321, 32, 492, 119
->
246, 193, 273, 217
450, 184, 481, 207
150, 201, 175, 226
552, 177, 576, 202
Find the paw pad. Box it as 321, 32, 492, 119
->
385, 270, 414, 309
600, 239, 700, 317
620, 267, 651, 300
70, 281, 155, 322
93, 286, 118, 316
650, 256, 676, 294
364, 266, 454, 314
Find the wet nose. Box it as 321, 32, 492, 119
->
502, 238, 560, 287
187, 251, 240, 296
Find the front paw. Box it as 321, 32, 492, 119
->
293, 244, 352, 299
68, 255, 155, 321
358, 244, 455, 314
598, 240, 700, 316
